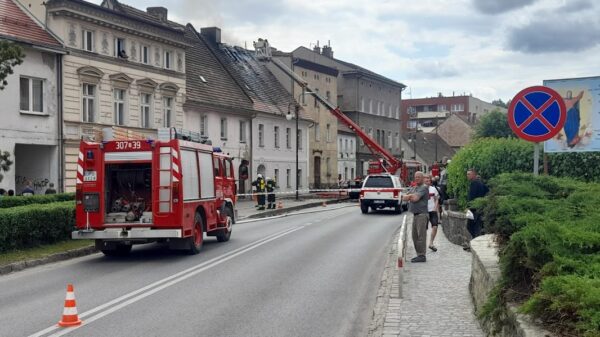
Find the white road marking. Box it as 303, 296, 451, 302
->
29, 226, 305, 337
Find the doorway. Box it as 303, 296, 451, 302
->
313, 156, 321, 189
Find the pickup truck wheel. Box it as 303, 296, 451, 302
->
216, 207, 233, 242
188, 213, 204, 255
360, 202, 369, 214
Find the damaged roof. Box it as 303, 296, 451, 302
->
203, 36, 310, 120
403, 132, 456, 165
0, 0, 62, 49
184, 25, 252, 111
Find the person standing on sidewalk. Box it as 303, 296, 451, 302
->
252, 174, 266, 211
402, 171, 429, 263
266, 177, 276, 209
466, 168, 489, 247
424, 174, 440, 252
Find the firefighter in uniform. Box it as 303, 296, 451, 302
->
252, 174, 267, 210
266, 177, 276, 209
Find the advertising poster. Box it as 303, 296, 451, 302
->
543, 76, 600, 152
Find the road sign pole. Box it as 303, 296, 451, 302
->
533, 143, 540, 176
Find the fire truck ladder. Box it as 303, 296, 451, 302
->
269, 58, 402, 175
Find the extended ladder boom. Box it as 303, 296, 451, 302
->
270, 58, 402, 174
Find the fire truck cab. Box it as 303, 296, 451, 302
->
72, 129, 236, 256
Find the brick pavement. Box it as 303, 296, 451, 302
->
382, 215, 485, 337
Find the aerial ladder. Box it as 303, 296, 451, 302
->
254, 39, 412, 179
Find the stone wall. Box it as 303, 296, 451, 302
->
441, 210, 471, 246
470, 235, 555, 337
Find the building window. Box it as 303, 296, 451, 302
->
163, 96, 173, 127
326, 124, 331, 142
344, 139, 348, 152
438, 104, 447, 112
369, 99, 373, 113
113, 88, 126, 125
258, 124, 264, 147
140, 93, 152, 128
339, 138, 343, 157
141, 45, 149, 64
326, 157, 331, 176
114, 37, 127, 58
351, 168, 354, 179
220, 117, 227, 140
82, 30, 94, 52
19, 77, 44, 114
360, 127, 365, 146
286, 127, 291, 149
368, 128, 373, 140
298, 129, 303, 150
298, 169, 303, 187
360, 97, 365, 112
239, 120, 247, 143
82, 83, 95, 122
395, 132, 400, 148
286, 169, 291, 188
451, 104, 464, 112
388, 132, 392, 149
326, 91, 331, 101
315, 123, 320, 141
274, 126, 280, 148
164, 51, 172, 69
274, 169, 279, 185
200, 114, 207, 136
396, 106, 400, 119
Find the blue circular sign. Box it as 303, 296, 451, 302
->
508, 86, 566, 142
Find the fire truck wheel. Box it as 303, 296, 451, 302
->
216, 207, 233, 242
188, 213, 204, 255
100, 242, 132, 257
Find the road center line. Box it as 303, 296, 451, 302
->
29, 226, 305, 337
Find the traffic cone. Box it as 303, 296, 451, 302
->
57, 284, 82, 327
277, 201, 283, 209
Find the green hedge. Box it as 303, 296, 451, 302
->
0, 193, 75, 209
0, 201, 75, 252
479, 173, 600, 336
447, 138, 533, 207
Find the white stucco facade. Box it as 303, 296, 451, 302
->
251, 114, 309, 194
337, 133, 357, 184
0, 46, 60, 194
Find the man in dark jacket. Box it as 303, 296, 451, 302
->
466, 168, 489, 241
266, 177, 276, 209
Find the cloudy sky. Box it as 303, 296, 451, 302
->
99, 0, 600, 102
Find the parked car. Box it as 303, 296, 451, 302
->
359, 174, 404, 214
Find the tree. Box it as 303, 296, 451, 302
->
473, 109, 514, 139
0, 151, 13, 183
0, 40, 25, 90
491, 98, 507, 108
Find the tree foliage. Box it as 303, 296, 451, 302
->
0, 151, 13, 183
0, 40, 25, 90
474, 109, 514, 139
491, 98, 508, 108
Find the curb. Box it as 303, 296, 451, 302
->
0, 246, 98, 276
237, 198, 350, 221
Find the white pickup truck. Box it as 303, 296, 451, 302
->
359, 174, 404, 214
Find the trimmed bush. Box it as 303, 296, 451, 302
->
447, 138, 534, 207
0, 193, 75, 209
479, 173, 600, 337
0, 201, 75, 252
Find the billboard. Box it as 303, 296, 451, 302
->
543, 76, 600, 153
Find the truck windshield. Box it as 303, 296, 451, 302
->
364, 176, 393, 188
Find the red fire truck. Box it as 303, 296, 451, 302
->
72, 129, 236, 256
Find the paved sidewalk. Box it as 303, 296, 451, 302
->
382, 219, 485, 337
236, 196, 351, 220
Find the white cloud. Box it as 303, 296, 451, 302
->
94, 0, 600, 102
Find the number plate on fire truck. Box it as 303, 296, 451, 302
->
84, 170, 97, 182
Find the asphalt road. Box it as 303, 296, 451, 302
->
0, 204, 403, 337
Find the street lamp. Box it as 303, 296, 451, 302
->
287, 103, 300, 201
286, 90, 313, 201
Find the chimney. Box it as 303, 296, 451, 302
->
313, 45, 321, 54
322, 45, 333, 58
147, 7, 168, 22
201, 27, 222, 44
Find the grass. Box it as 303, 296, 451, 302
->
0, 240, 94, 266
